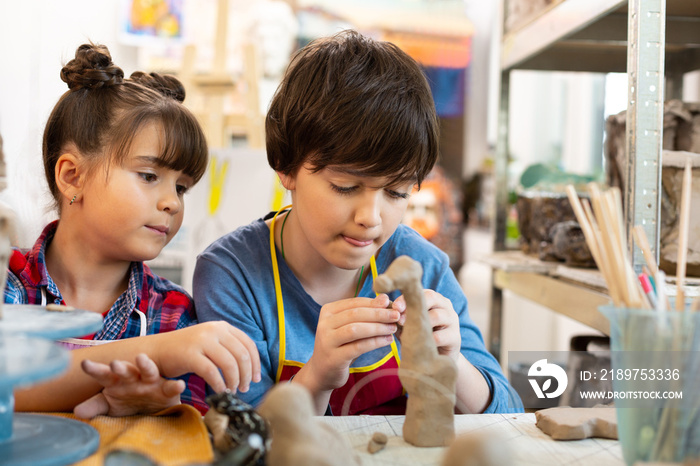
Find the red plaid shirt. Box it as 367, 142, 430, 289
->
4, 220, 208, 414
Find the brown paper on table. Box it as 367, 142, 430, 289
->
48, 404, 214, 465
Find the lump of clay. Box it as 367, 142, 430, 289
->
374, 255, 457, 447
535, 406, 617, 440
204, 390, 268, 464
257, 383, 360, 466
441, 432, 512, 466
367, 432, 388, 454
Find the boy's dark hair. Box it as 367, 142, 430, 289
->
43, 43, 208, 211
266, 30, 439, 187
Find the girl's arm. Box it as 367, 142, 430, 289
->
14, 321, 261, 412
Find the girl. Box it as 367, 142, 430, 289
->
5, 43, 259, 416
193, 31, 523, 415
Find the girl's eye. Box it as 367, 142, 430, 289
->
331, 184, 357, 195
176, 184, 190, 196
386, 189, 410, 200
139, 172, 157, 183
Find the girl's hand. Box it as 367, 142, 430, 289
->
148, 321, 262, 394
74, 353, 184, 418
303, 294, 399, 392
392, 290, 461, 361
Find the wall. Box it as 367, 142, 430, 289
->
0, 0, 138, 247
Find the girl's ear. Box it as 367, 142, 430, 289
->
55, 153, 84, 205
276, 170, 296, 191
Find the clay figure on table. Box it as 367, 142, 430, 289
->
4, 43, 260, 417
257, 383, 360, 466
374, 255, 457, 446
193, 30, 523, 416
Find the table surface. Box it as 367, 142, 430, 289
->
319, 413, 625, 466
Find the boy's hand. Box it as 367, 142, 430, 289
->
74, 353, 184, 418
304, 294, 399, 391
392, 290, 461, 360
149, 321, 262, 394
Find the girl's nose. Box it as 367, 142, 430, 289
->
159, 186, 182, 214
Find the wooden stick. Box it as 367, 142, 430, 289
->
606, 188, 643, 307
566, 185, 621, 306
582, 200, 623, 307
591, 184, 635, 306
633, 225, 660, 277
676, 158, 692, 311
590, 183, 633, 306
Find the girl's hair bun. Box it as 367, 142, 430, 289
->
130, 71, 186, 102
60, 43, 124, 90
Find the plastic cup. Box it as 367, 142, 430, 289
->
599, 304, 700, 465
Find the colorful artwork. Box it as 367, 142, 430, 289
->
403, 166, 464, 272
120, 0, 183, 44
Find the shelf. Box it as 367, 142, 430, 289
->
484, 251, 700, 338
494, 270, 611, 334
490, 0, 699, 361
502, 0, 700, 73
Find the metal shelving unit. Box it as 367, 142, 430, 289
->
489, 0, 700, 360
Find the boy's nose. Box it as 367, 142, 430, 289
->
355, 192, 382, 228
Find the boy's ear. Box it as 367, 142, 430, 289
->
276, 171, 296, 191
55, 153, 85, 203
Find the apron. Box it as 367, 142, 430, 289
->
269, 207, 405, 415
39, 288, 145, 350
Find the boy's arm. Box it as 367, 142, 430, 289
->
428, 264, 524, 413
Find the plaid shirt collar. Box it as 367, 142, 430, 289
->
22, 220, 145, 339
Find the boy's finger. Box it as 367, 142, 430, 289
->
371, 293, 391, 308
391, 296, 406, 312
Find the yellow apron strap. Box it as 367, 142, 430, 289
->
271, 211, 400, 382
270, 205, 292, 383
370, 256, 401, 365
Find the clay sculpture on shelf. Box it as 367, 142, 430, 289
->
257, 383, 360, 466
373, 255, 457, 447
535, 406, 618, 440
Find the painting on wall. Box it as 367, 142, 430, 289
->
120, 0, 185, 45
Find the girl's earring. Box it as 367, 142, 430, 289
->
69, 195, 77, 206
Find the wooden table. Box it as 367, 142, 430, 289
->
320, 413, 624, 465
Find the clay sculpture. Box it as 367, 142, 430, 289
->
373, 255, 457, 447
535, 406, 618, 440
257, 383, 360, 466
441, 432, 513, 466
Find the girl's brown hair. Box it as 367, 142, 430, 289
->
43, 43, 208, 211
265, 30, 439, 187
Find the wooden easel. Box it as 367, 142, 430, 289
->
179, 0, 265, 149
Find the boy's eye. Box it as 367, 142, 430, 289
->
331, 184, 357, 195
139, 172, 157, 182
386, 189, 410, 200
176, 184, 190, 196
